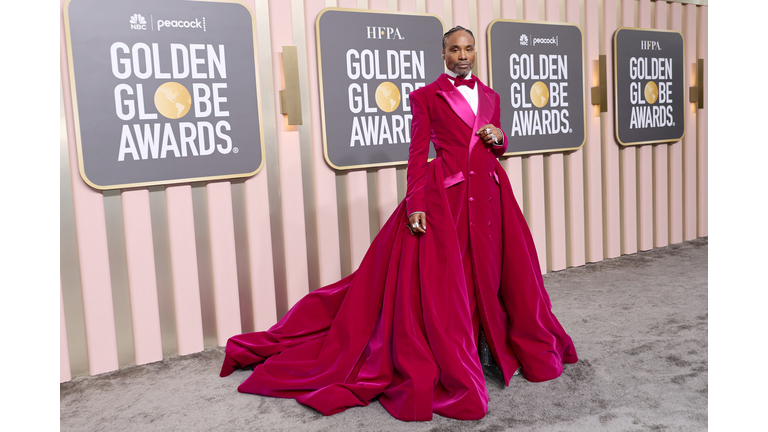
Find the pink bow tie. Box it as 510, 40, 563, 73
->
448, 74, 476, 89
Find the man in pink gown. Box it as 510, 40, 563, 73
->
220, 26, 578, 422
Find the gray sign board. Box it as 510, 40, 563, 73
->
614, 28, 685, 146
488, 20, 586, 155
64, 0, 264, 190
316, 8, 444, 170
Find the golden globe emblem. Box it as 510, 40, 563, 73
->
375, 82, 401, 113
530, 81, 549, 108
644, 81, 658, 104
154, 82, 192, 119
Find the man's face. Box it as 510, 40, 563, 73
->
442, 30, 475, 77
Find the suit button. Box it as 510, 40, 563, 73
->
469, 197, 474, 202
487, 148, 490, 153
488, 172, 492, 177
469, 171, 475, 176
471, 223, 475, 227
488, 221, 492, 227
488, 196, 492, 202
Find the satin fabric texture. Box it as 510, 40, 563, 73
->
220, 74, 578, 421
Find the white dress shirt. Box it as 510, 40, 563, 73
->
446, 70, 479, 115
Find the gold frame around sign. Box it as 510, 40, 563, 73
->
315, 7, 445, 172
63, 0, 267, 191
613, 27, 686, 147
487, 18, 588, 157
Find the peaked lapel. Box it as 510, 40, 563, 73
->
469, 82, 495, 154
436, 74, 475, 130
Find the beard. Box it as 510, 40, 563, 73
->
452, 62, 473, 77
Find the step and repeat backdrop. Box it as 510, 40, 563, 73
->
61, 0, 707, 381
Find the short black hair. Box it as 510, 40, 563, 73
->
442, 26, 475, 49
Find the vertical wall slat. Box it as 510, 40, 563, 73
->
243, 169, 278, 330
165, 185, 205, 354
667, 2, 683, 244
601, 0, 621, 259
477, 0, 493, 83
542, 0, 567, 272
120, 189, 163, 365
270, 0, 311, 308
637, 0, 654, 251
563, 0, 586, 268
60, 281, 72, 383
499, 1, 524, 211
60, 0, 119, 374
251, 0, 287, 325
584, 0, 604, 262
619, 0, 638, 255
289, 0, 322, 295
347, 171, 372, 270
303, 0, 342, 287
522, 0, 548, 274
682, 3, 698, 241
60, 80, 89, 378
371, 0, 400, 234
337, 0, 372, 272
452, 0, 470, 28
652, 1, 669, 247
206, 181, 242, 345
696, 5, 707, 237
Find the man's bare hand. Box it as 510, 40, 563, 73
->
408, 212, 427, 234
476, 124, 503, 146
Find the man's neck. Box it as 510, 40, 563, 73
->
447, 70, 472, 79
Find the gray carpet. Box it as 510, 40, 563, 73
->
60, 238, 708, 431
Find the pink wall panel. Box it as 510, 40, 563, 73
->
584, 0, 604, 262
636, 0, 654, 251
653, 1, 669, 248
682, 4, 698, 241
120, 189, 163, 365
370, 0, 400, 233
499, 2, 524, 211
270, 0, 310, 307
425, 0, 444, 21
619, 0, 638, 255
564, 0, 586, 268
165, 185, 205, 354
304, 0, 342, 287
452, 0, 470, 28
347, 171, 371, 270
602, 0, 620, 259
543, 0, 567, 272
206, 181, 242, 344
522, 0, 548, 274
61, 0, 119, 375
398, 0, 417, 13
668, 2, 683, 245
697, 6, 708, 237
476, 0, 493, 84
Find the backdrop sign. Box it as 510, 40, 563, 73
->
316, 8, 444, 170
63, 0, 265, 190
614, 28, 685, 146
488, 20, 586, 155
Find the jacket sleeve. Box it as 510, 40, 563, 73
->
490, 92, 508, 158
405, 90, 431, 216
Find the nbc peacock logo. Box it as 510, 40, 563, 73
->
130, 14, 147, 30
519, 34, 528, 46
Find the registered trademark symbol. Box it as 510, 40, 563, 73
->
233, 147, 239, 154
569, 128, 573, 133
671, 122, 675, 126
